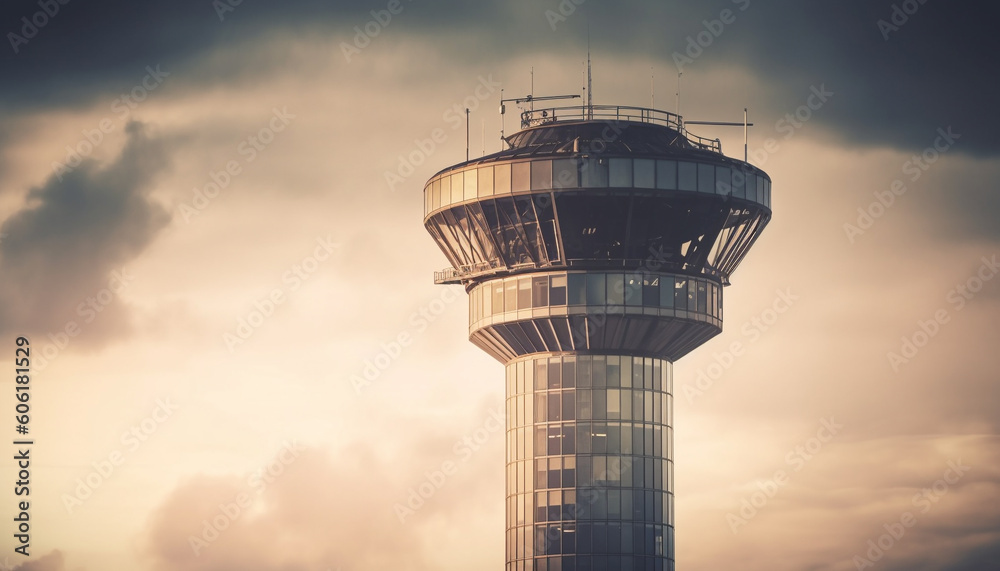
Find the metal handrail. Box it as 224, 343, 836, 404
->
518, 104, 721, 153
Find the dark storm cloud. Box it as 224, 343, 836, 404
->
2, 1, 997, 155
0, 121, 170, 344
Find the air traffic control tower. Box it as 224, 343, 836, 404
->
422, 101, 772, 571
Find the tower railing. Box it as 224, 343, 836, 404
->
519, 104, 722, 153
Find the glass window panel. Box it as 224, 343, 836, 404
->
563, 392, 576, 422
564, 458, 576, 488
505, 279, 518, 311
440, 175, 451, 206
678, 162, 696, 191
548, 425, 562, 454
451, 172, 464, 203
493, 281, 504, 313
531, 160, 553, 190
610, 158, 633, 187
536, 359, 548, 390
607, 274, 625, 305
620, 358, 632, 388
578, 357, 592, 388
607, 389, 621, 418
593, 356, 606, 388
478, 166, 494, 196
578, 389, 592, 420
625, 274, 643, 306
563, 357, 576, 389
483, 283, 492, 316
765, 178, 771, 206
643, 275, 659, 306
674, 279, 687, 310
512, 162, 531, 192
659, 276, 674, 308
430, 181, 440, 211
697, 281, 707, 313
656, 160, 677, 190
732, 167, 746, 199
577, 423, 592, 453
697, 163, 715, 193
563, 423, 576, 454
715, 166, 732, 195
745, 172, 757, 202
757, 174, 765, 203
586, 274, 606, 305
607, 356, 620, 388
568, 274, 586, 305
634, 158, 655, 188
464, 168, 477, 200
536, 393, 547, 423
622, 422, 633, 453
553, 158, 579, 189
594, 390, 607, 421
548, 357, 562, 389
533, 276, 550, 308
633, 357, 643, 387
495, 163, 512, 194
518, 277, 532, 309
633, 391, 643, 423
550, 274, 567, 305
582, 157, 609, 188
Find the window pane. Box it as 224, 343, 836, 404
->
610, 158, 633, 187
533, 276, 549, 308
512, 162, 530, 192
697, 163, 714, 193
550, 274, 567, 305
643, 275, 659, 306
451, 172, 464, 203
715, 166, 731, 195
625, 274, 642, 306
493, 281, 504, 313
495, 163, 512, 194
478, 166, 494, 197
659, 276, 674, 308
656, 160, 677, 190
505, 279, 517, 311
674, 279, 687, 310
607, 356, 620, 388
586, 274, 606, 305
553, 158, 579, 189
464, 168, 477, 200
757, 175, 765, 204
634, 159, 655, 188
607, 274, 624, 305
518, 277, 532, 309
697, 281, 707, 313
582, 158, 609, 188
732, 167, 746, 198
678, 162, 696, 191
431, 178, 442, 210
440, 175, 451, 206
745, 172, 757, 201
568, 274, 586, 305
531, 160, 552, 190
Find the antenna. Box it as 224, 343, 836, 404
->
651, 66, 655, 108
465, 107, 470, 162
685, 111, 755, 162
530, 67, 534, 112
586, 30, 593, 119
676, 72, 682, 117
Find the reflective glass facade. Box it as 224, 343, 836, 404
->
506, 354, 674, 571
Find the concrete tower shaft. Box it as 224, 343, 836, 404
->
423, 104, 772, 571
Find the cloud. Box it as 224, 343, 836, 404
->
0, 121, 171, 345
9, 551, 66, 571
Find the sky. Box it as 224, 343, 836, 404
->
0, 0, 998, 570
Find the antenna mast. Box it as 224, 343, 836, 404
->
586, 30, 593, 119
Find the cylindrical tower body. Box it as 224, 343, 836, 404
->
424, 105, 772, 571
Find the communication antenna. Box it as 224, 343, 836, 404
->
586, 31, 593, 119
685, 108, 754, 162
676, 72, 682, 116
465, 107, 470, 162
651, 66, 655, 108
